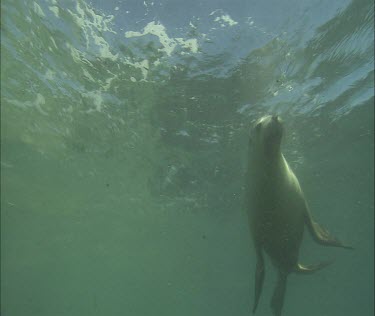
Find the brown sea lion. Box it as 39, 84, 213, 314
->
245, 115, 352, 316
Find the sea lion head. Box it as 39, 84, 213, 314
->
249, 115, 284, 156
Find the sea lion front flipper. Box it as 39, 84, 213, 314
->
304, 208, 353, 249
252, 247, 265, 314
294, 260, 334, 274
270, 271, 287, 316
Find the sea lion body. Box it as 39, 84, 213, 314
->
248, 154, 305, 272
246, 115, 351, 316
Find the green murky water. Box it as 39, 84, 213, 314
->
1, 0, 373, 315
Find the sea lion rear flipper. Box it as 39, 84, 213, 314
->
304, 209, 353, 249
270, 271, 287, 316
294, 261, 334, 274
252, 247, 265, 314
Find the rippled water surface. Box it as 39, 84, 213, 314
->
1, 0, 374, 315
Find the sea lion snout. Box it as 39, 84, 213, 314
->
258, 115, 283, 127
250, 115, 284, 154
271, 115, 282, 126
263, 115, 283, 143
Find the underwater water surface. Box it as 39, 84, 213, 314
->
1, 0, 374, 315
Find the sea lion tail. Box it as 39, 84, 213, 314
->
294, 260, 334, 274
270, 271, 288, 316
252, 247, 265, 314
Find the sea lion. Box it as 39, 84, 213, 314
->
245, 115, 352, 316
